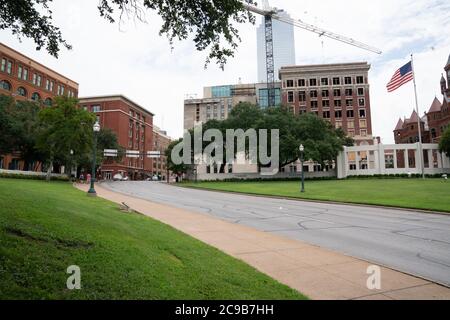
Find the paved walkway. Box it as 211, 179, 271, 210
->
75, 183, 450, 300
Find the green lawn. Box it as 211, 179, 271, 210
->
0, 179, 306, 300
182, 179, 450, 213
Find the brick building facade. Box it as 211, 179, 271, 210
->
78, 95, 155, 180
394, 54, 450, 144
152, 126, 172, 180
279, 62, 374, 146
0, 42, 79, 171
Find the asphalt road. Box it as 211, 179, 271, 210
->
103, 181, 450, 287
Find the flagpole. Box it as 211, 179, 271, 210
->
410, 54, 425, 179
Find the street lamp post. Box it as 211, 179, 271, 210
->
299, 144, 305, 193
70, 149, 74, 181
88, 121, 101, 196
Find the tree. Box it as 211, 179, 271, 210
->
439, 127, 450, 156
0, 0, 71, 58
168, 103, 354, 173
2, 0, 256, 67
0, 95, 16, 155
0, 94, 45, 170
76, 128, 124, 174
36, 96, 95, 180
166, 138, 189, 176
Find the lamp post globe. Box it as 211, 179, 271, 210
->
88, 121, 100, 196
299, 144, 305, 193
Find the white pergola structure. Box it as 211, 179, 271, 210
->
336, 142, 450, 179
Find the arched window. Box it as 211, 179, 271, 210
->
0, 80, 12, 91
31, 92, 41, 101
17, 87, 27, 97
44, 98, 52, 107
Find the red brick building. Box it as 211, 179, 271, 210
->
152, 126, 172, 181
279, 62, 374, 145
0, 42, 79, 171
78, 95, 155, 180
394, 54, 450, 144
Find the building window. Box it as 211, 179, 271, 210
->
348, 120, 355, 129
359, 109, 366, 118
334, 100, 342, 107
333, 89, 341, 97
361, 129, 367, 137
344, 77, 352, 85
333, 77, 340, 85
44, 98, 52, 107
298, 79, 306, 87
92, 105, 101, 112
322, 100, 330, 108
321, 78, 329, 86
335, 121, 342, 128
287, 91, 294, 103
31, 92, 41, 101
346, 99, 353, 107
298, 91, 306, 102
23, 68, 28, 81
335, 110, 342, 118
16, 87, 27, 97
323, 111, 331, 118
33, 73, 37, 85
357, 88, 364, 96
345, 88, 353, 96
360, 119, 367, 128
358, 98, 365, 107
286, 79, 294, 88
0, 58, 5, 72
309, 78, 317, 87
322, 89, 329, 98
310, 90, 318, 98
356, 76, 364, 84
37, 75, 42, 87
348, 130, 355, 137
0, 80, 11, 91
18, 66, 22, 79
311, 101, 318, 109
6, 61, 12, 74
347, 110, 354, 118
45, 79, 50, 91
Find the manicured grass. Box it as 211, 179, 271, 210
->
0, 179, 306, 300
182, 179, 450, 213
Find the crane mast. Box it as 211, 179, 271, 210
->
242, 2, 382, 107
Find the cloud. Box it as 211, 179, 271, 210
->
0, 0, 448, 143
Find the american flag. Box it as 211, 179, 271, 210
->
387, 61, 414, 92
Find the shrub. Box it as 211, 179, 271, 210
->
0, 172, 69, 182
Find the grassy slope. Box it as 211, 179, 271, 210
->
182, 179, 450, 213
0, 179, 306, 300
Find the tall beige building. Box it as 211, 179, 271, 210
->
184, 82, 281, 130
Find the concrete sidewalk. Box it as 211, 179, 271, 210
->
76, 183, 450, 300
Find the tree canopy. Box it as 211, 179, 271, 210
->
36, 96, 96, 179
439, 127, 450, 157
1, 0, 256, 67
168, 102, 354, 172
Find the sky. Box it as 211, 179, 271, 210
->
0, 0, 449, 143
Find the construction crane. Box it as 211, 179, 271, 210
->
242, 0, 382, 107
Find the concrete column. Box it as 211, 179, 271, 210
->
393, 149, 398, 170
378, 144, 385, 175
405, 149, 409, 169
427, 149, 433, 169
437, 151, 443, 169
